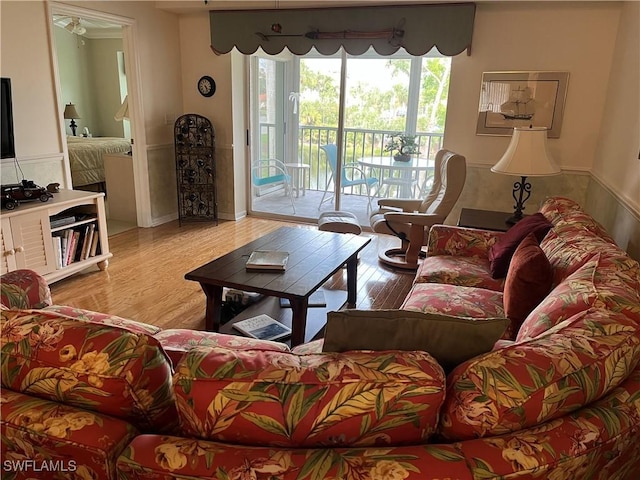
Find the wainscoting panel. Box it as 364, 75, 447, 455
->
0, 154, 67, 188
585, 176, 640, 260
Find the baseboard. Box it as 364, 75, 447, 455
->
151, 212, 178, 226
219, 211, 247, 221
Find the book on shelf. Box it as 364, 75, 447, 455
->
245, 250, 289, 271
50, 215, 76, 229
89, 231, 100, 257
279, 290, 326, 308
52, 236, 63, 269
62, 229, 73, 266
67, 231, 80, 265
233, 314, 291, 341
80, 224, 95, 261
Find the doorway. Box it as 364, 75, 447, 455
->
247, 47, 451, 226
48, 2, 149, 233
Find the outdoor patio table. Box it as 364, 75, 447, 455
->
358, 156, 434, 198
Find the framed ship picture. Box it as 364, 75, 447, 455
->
476, 71, 569, 138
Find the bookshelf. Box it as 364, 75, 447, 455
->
0, 189, 112, 283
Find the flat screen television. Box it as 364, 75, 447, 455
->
1, 77, 16, 159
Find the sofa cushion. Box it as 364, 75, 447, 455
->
173, 347, 445, 447
154, 328, 289, 365
503, 233, 553, 336
415, 255, 505, 292
539, 196, 616, 244
517, 254, 640, 342
322, 309, 509, 371
454, 368, 640, 478
539, 229, 600, 286
439, 308, 640, 441
0, 309, 177, 433
44, 305, 162, 335
402, 282, 506, 321
488, 213, 553, 279
1, 388, 137, 480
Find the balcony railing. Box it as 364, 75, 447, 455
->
257, 124, 444, 197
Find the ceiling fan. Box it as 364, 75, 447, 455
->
65, 17, 86, 36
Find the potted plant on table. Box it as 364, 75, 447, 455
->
384, 134, 420, 162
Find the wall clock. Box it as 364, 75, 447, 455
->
197, 75, 216, 97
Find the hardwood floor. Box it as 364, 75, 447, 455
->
49, 217, 415, 331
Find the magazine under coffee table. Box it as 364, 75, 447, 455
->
221, 287, 348, 345
185, 226, 371, 347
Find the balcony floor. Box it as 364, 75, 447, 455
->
252, 188, 385, 227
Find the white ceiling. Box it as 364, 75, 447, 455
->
52, 14, 123, 39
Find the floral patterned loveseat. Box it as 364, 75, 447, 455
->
1, 196, 640, 479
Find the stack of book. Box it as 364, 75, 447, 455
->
52, 223, 100, 269
245, 250, 289, 271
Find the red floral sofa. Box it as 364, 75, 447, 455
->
1, 196, 640, 479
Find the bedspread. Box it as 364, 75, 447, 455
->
67, 136, 131, 187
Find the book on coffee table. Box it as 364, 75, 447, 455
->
246, 250, 289, 271
233, 314, 291, 341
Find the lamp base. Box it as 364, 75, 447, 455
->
507, 175, 531, 225
506, 214, 524, 225
69, 119, 77, 136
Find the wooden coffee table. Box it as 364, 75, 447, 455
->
185, 226, 371, 346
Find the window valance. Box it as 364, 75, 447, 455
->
210, 3, 475, 56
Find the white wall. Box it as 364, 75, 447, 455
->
591, 1, 639, 212
586, 1, 640, 258
1, 0, 183, 224
444, 1, 623, 219
179, 13, 237, 219
1, 1, 66, 186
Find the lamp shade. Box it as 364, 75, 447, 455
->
63, 103, 81, 119
491, 126, 560, 177
114, 95, 129, 121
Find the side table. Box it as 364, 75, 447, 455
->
284, 163, 310, 197
458, 208, 514, 232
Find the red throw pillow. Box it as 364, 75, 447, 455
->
488, 212, 552, 278
503, 233, 553, 336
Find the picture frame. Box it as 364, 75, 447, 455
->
476, 71, 569, 138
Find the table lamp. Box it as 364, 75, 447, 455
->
491, 126, 560, 224
63, 103, 81, 136
114, 96, 133, 155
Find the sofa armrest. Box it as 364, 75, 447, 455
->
426, 225, 503, 257
0, 269, 52, 309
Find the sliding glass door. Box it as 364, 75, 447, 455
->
248, 48, 451, 225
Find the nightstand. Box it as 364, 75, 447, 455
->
458, 208, 514, 232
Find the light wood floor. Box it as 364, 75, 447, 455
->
49, 217, 415, 331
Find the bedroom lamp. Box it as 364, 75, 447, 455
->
491, 126, 560, 224
114, 96, 133, 155
63, 103, 81, 136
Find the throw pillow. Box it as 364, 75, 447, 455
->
322, 309, 509, 371
503, 233, 553, 337
488, 212, 553, 279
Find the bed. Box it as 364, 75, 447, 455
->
67, 136, 131, 187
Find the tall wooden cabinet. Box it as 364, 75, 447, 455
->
1, 190, 111, 283
174, 114, 218, 225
